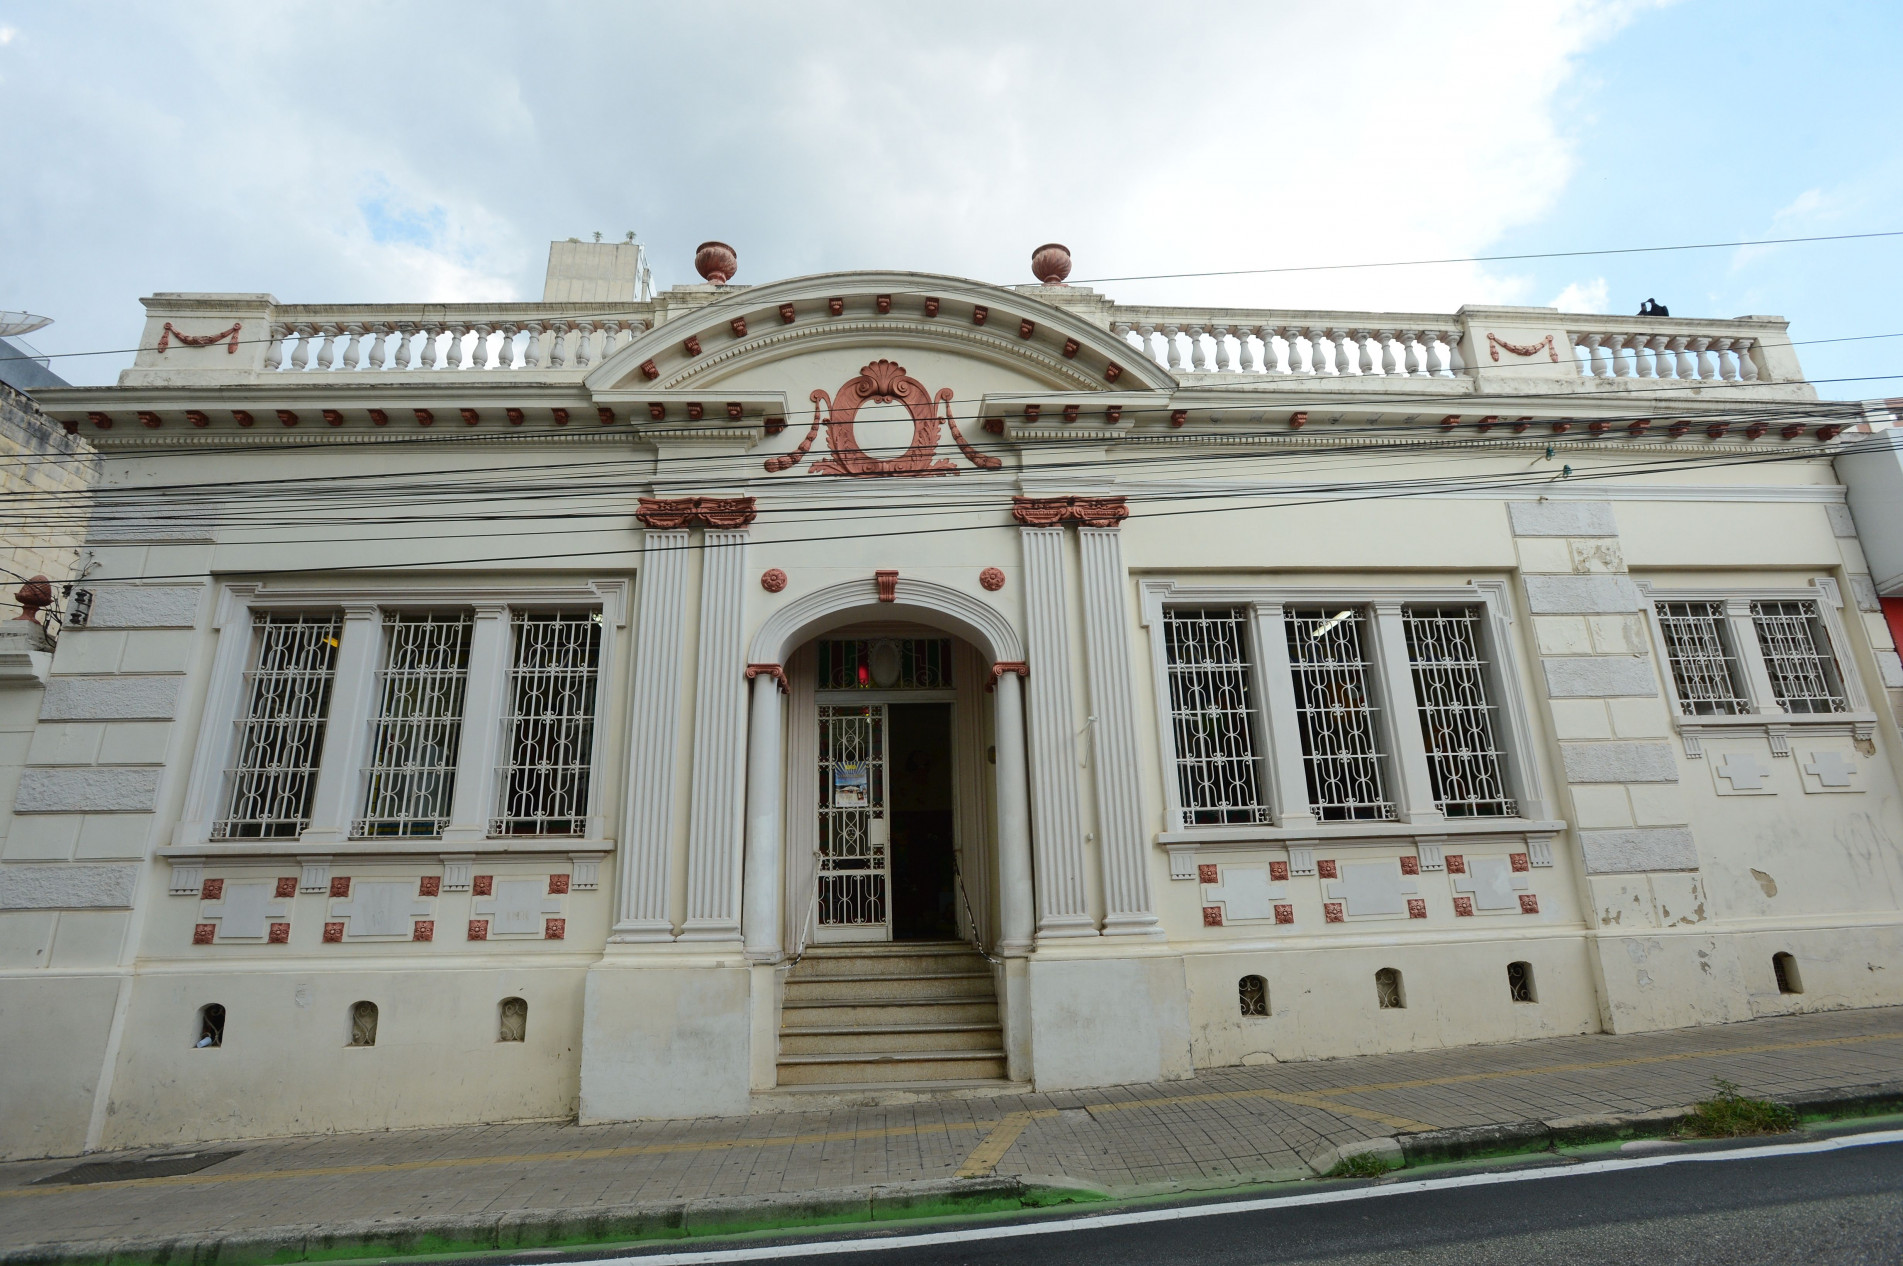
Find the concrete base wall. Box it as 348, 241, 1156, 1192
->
579, 959, 753, 1122
1183, 936, 1601, 1068
1026, 954, 1193, 1090
0, 974, 119, 1160
89, 965, 585, 1153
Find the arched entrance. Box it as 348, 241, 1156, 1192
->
742, 577, 1034, 1088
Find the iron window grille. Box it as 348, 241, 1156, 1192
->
215, 612, 341, 839
817, 638, 952, 690
491, 611, 603, 837
1655, 601, 1749, 716
1750, 600, 1848, 714
353, 613, 473, 838
1403, 606, 1517, 818
817, 704, 887, 927
1286, 607, 1394, 821
1162, 608, 1270, 826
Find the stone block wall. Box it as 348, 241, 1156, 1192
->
0, 383, 96, 609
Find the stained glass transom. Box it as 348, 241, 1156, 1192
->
492, 611, 603, 837
817, 638, 951, 690
216, 613, 341, 839
1162, 608, 1269, 826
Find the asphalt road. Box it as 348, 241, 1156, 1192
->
604, 1134, 1903, 1266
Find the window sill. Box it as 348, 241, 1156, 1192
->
1675, 711, 1876, 758
1159, 818, 1566, 880
167, 836, 610, 860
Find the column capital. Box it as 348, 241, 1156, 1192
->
985, 661, 1029, 691
745, 663, 788, 693
1011, 495, 1129, 528
637, 496, 757, 529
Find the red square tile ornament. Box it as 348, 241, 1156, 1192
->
1446, 854, 1466, 874
473, 875, 494, 897
468, 919, 489, 941
1399, 856, 1420, 876
544, 918, 565, 940
1511, 853, 1531, 873
1202, 905, 1224, 927
413, 920, 434, 942
268, 922, 291, 943
274, 877, 297, 898
330, 876, 351, 897
548, 874, 570, 895
1453, 896, 1475, 917
1269, 861, 1289, 882
1407, 898, 1427, 919
1519, 894, 1540, 914
323, 921, 345, 943
1197, 864, 1219, 884
1317, 859, 1338, 879
419, 876, 441, 897
193, 923, 216, 945
201, 879, 223, 901
1323, 902, 1345, 923
1274, 904, 1294, 924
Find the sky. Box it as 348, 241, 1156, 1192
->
2, 0, 1899, 391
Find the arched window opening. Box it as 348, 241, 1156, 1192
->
349, 1000, 379, 1047
1507, 961, 1536, 1003
1375, 967, 1405, 1010
1773, 953, 1803, 995
499, 996, 528, 1042
195, 1003, 226, 1048
1238, 975, 1269, 1017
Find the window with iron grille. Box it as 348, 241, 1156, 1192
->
1655, 601, 1749, 716
354, 612, 472, 838
492, 611, 603, 836
1162, 608, 1269, 825
1286, 608, 1393, 821
817, 638, 951, 690
1750, 600, 1847, 714
1403, 606, 1517, 818
216, 612, 341, 839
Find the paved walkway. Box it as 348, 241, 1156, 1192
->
6, 1006, 1903, 1254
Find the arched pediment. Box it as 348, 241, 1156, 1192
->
584, 271, 1177, 396
749, 576, 1023, 665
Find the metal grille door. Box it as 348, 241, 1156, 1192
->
355, 613, 472, 837
493, 611, 602, 836
1655, 601, 1748, 715
1403, 606, 1516, 817
1751, 600, 1848, 714
1286, 608, 1393, 821
1162, 608, 1269, 826
217, 613, 341, 839
816, 704, 890, 938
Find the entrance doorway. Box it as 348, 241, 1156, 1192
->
810, 637, 962, 944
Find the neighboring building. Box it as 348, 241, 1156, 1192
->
0, 334, 91, 616
4, 239, 1900, 1161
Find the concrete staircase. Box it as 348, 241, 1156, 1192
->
775, 942, 1007, 1087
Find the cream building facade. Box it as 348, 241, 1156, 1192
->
4, 242, 1900, 1160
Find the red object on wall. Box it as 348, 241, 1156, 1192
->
1197, 864, 1219, 884
473, 875, 493, 896
1399, 856, 1420, 876
202, 879, 224, 901
468, 920, 489, 941
761, 568, 788, 593
1453, 896, 1475, 917
1519, 894, 1541, 914
1407, 898, 1428, 919
875, 570, 899, 602
1316, 859, 1338, 879
329, 876, 351, 897
548, 874, 570, 895
1510, 852, 1530, 872
1881, 598, 1903, 659
979, 567, 1006, 592
1202, 906, 1224, 927
419, 876, 441, 896
193, 923, 216, 945
323, 922, 345, 943
275, 877, 297, 898
268, 922, 290, 943
1274, 904, 1294, 924
413, 920, 435, 942
1269, 861, 1289, 881
545, 918, 566, 940
1323, 903, 1345, 923
1445, 854, 1466, 874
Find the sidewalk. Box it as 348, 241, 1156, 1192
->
6, 1006, 1903, 1263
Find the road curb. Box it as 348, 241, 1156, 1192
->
0, 1176, 1067, 1266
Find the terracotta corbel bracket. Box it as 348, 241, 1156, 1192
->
1010, 495, 1130, 528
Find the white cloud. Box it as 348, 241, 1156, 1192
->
0, 1, 1663, 382
1550, 278, 1610, 312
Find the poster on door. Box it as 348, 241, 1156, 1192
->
833, 761, 869, 807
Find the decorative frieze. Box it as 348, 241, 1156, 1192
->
635, 496, 757, 529
1011, 496, 1129, 527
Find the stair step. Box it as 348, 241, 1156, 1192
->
790, 957, 991, 980
783, 975, 995, 1003
781, 999, 999, 1028
774, 1050, 1008, 1085
779, 1024, 1002, 1055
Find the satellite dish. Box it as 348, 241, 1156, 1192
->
0, 312, 52, 339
